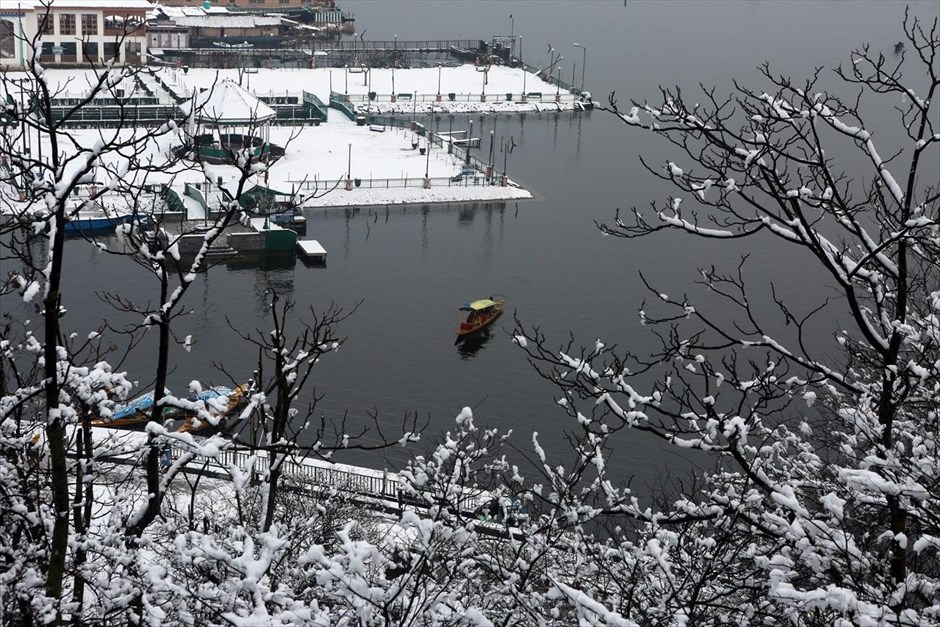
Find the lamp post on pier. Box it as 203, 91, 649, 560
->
520, 36, 527, 99
344, 64, 348, 94
574, 42, 587, 93
424, 117, 433, 188
466, 118, 473, 167
501, 136, 514, 186
346, 143, 352, 190
448, 114, 453, 153
437, 63, 442, 101
488, 129, 495, 179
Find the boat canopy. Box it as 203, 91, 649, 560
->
461, 299, 498, 312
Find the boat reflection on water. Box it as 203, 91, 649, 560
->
456, 327, 493, 358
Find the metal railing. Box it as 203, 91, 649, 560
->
328, 91, 357, 120
182, 444, 490, 513
344, 92, 577, 105
289, 174, 502, 194
366, 115, 494, 175
316, 39, 485, 53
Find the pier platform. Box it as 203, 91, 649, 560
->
297, 239, 327, 263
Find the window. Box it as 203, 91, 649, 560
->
104, 15, 123, 33
103, 41, 120, 61
126, 41, 141, 63
60, 41, 77, 62
81, 14, 97, 36
83, 41, 99, 61
39, 41, 55, 61
38, 13, 53, 35
59, 13, 76, 35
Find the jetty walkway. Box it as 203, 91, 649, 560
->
86, 426, 493, 519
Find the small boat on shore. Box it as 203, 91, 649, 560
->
65, 209, 134, 235
457, 298, 504, 338
93, 384, 250, 433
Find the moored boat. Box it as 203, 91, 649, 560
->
64, 209, 134, 234
93, 384, 250, 433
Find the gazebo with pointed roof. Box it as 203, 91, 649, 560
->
180, 80, 280, 163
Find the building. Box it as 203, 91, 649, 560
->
148, 5, 289, 51
158, 0, 334, 11
0, 0, 151, 69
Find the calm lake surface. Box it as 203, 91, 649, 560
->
55, 1, 938, 490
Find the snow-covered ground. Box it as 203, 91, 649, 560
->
3, 108, 530, 215
23, 65, 578, 115
179, 110, 530, 212
1, 65, 548, 211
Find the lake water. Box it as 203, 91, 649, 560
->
52, 0, 938, 490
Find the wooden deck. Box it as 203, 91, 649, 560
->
297, 239, 327, 262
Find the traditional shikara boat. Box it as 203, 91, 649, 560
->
457, 298, 504, 338
92, 384, 250, 433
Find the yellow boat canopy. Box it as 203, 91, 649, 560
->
461, 299, 499, 311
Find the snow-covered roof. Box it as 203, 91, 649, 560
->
174, 15, 281, 29
185, 80, 275, 124
0, 0, 153, 9
149, 5, 212, 19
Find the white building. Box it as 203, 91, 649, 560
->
0, 0, 152, 69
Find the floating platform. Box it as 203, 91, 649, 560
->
297, 239, 327, 263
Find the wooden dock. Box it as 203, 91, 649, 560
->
297, 239, 327, 263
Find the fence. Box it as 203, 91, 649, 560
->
47, 104, 179, 126
289, 174, 502, 195
343, 91, 577, 105
180, 444, 490, 513
517, 60, 581, 94
329, 91, 357, 120
316, 39, 485, 53
367, 114, 494, 174
302, 91, 330, 120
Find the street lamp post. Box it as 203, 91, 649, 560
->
437, 63, 442, 101
466, 118, 473, 167
344, 64, 348, 94
574, 42, 587, 93
501, 136, 513, 186
521, 36, 527, 99
424, 121, 432, 186
488, 129, 495, 178
347, 142, 352, 188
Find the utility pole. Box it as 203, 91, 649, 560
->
574, 42, 587, 93
465, 118, 473, 167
